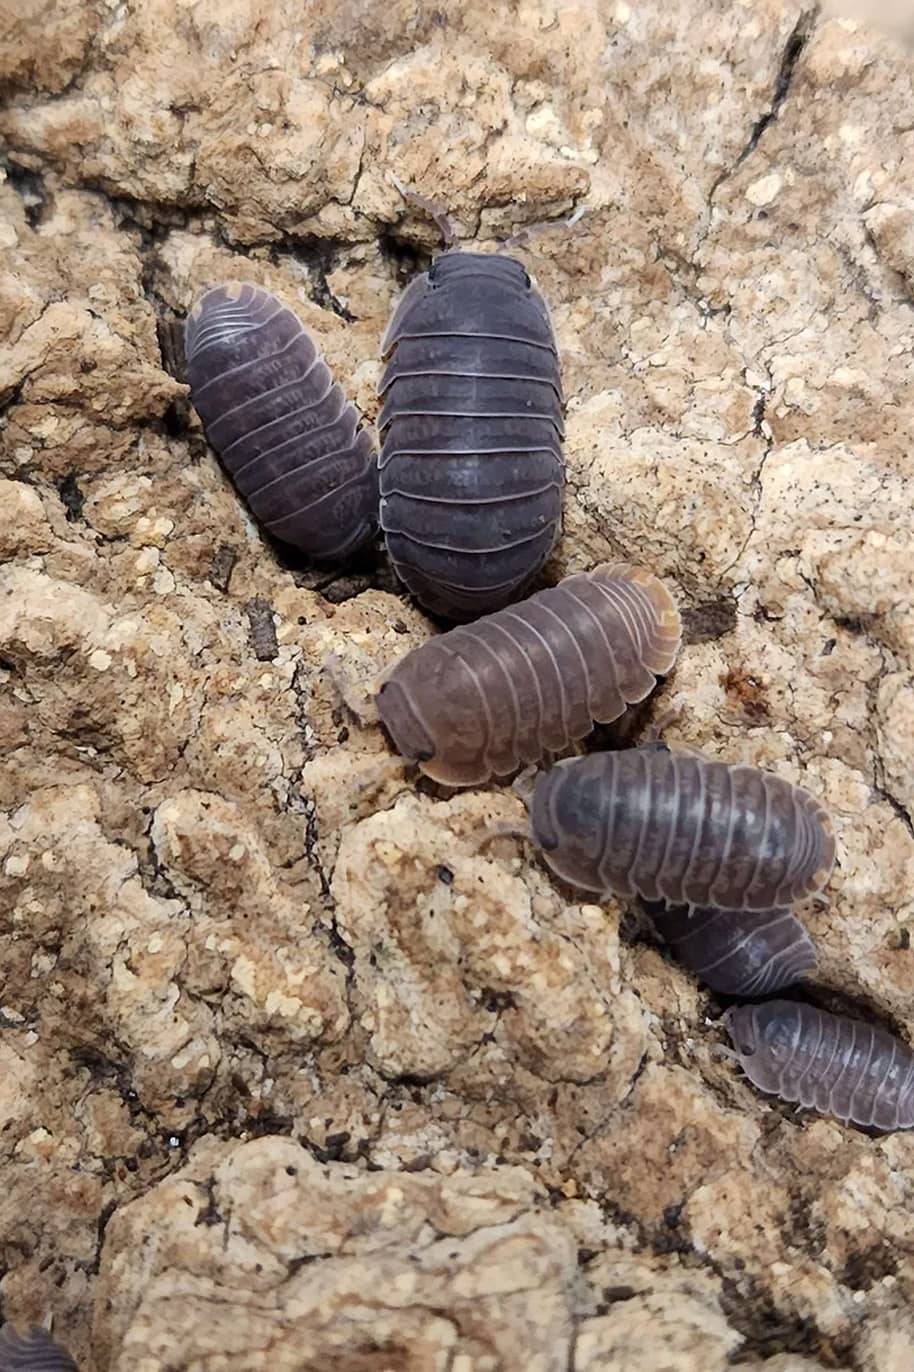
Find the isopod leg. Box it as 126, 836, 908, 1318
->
643, 694, 688, 744
511, 764, 540, 807
390, 173, 458, 249
501, 203, 588, 250
472, 820, 535, 853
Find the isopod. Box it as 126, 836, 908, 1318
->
647, 904, 817, 996
378, 250, 564, 620
529, 747, 835, 909
377, 562, 680, 785
185, 282, 378, 561
0, 1325, 77, 1371
723, 1001, 914, 1130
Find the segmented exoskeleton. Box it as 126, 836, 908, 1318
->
378, 251, 564, 620
0, 1325, 77, 1372
529, 747, 835, 909
647, 904, 816, 996
378, 563, 680, 785
186, 283, 378, 560
724, 1000, 914, 1130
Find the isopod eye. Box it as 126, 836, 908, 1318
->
414, 749, 433, 762
740, 1043, 755, 1055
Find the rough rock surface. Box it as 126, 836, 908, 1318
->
1, 1, 913, 1368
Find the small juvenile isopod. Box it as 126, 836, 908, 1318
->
0, 1325, 77, 1371
185, 282, 378, 561
377, 563, 681, 785
378, 250, 565, 620
529, 746, 835, 909
723, 1001, 914, 1130
647, 904, 817, 997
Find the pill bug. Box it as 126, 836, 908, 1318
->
647, 904, 817, 996
529, 747, 835, 909
0, 1325, 77, 1372
378, 250, 565, 620
377, 562, 681, 785
185, 282, 378, 561
723, 1001, 914, 1130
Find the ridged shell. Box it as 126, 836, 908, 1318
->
648, 904, 816, 996
530, 747, 835, 910
725, 1001, 914, 1130
186, 282, 378, 560
378, 563, 680, 785
378, 251, 564, 620
0, 1326, 77, 1372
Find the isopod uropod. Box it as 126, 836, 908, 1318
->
186, 282, 378, 561
724, 1000, 914, 1130
377, 563, 681, 785
529, 746, 835, 910
378, 250, 565, 620
647, 904, 817, 997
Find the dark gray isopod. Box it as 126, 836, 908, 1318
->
378, 250, 564, 620
648, 904, 817, 996
0, 1325, 77, 1372
186, 283, 378, 560
529, 747, 835, 910
724, 1001, 914, 1130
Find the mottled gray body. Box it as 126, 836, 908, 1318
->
378, 251, 564, 620
530, 748, 835, 909
648, 904, 816, 996
378, 563, 680, 785
185, 283, 378, 560
0, 1326, 77, 1372
725, 1001, 914, 1130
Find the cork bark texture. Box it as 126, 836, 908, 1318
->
1, 1, 914, 1368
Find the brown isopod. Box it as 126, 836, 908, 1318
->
528, 746, 835, 909
376, 562, 681, 785
723, 1001, 914, 1130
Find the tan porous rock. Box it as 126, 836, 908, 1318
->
0, 2, 912, 1368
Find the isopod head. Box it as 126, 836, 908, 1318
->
723, 1002, 800, 1094
376, 660, 495, 785
375, 678, 437, 769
